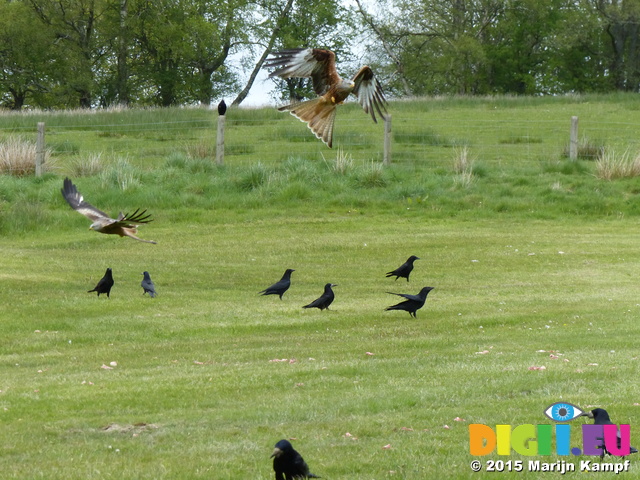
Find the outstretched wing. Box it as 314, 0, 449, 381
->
115, 208, 153, 227
352, 66, 388, 123
61, 177, 113, 223
265, 48, 341, 96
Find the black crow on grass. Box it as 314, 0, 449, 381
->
303, 283, 336, 311
386, 255, 419, 282
271, 439, 320, 480
385, 286, 433, 318
260, 269, 295, 300
141, 271, 157, 298
581, 408, 638, 459
88, 268, 114, 298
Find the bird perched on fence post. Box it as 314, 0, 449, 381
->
259, 269, 295, 300
385, 286, 434, 318
264, 47, 387, 148
88, 268, 114, 298
217, 99, 227, 116
386, 255, 420, 282
141, 271, 157, 298
303, 283, 337, 311
61, 177, 156, 244
271, 439, 320, 480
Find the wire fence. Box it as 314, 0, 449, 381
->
1, 102, 640, 176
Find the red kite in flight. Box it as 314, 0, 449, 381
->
265, 48, 388, 147
61, 177, 156, 244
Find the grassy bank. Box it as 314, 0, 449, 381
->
1, 95, 640, 478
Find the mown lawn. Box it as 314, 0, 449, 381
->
1, 95, 640, 478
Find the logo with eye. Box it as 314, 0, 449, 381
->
544, 402, 584, 422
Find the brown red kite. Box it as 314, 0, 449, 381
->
61, 177, 156, 244
265, 48, 388, 147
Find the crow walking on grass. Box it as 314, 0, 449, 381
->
303, 283, 336, 311
260, 269, 295, 300
271, 439, 320, 480
386, 255, 419, 282
88, 268, 114, 298
141, 271, 157, 298
385, 286, 433, 318
581, 408, 638, 459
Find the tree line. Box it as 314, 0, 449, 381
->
0, 0, 638, 110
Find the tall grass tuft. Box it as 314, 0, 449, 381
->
67, 152, 104, 177
236, 162, 270, 191
596, 148, 640, 180
453, 146, 474, 174
563, 136, 605, 160
0, 136, 52, 176
283, 157, 323, 184
186, 140, 214, 160
452, 146, 476, 189
322, 147, 354, 175
353, 161, 387, 188
165, 152, 218, 174
99, 156, 142, 190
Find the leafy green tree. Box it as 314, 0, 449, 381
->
541, 1, 611, 93
356, 0, 503, 95
484, 0, 566, 94
234, 0, 351, 105
593, 0, 640, 91
355, 0, 634, 95
0, 2, 60, 109
232, 0, 295, 105
128, 0, 246, 106
28, 0, 109, 108
271, 0, 351, 101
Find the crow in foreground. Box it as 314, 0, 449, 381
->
271, 439, 320, 480
581, 408, 638, 459
386, 255, 419, 282
303, 283, 336, 311
141, 271, 157, 298
385, 286, 433, 318
217, 99, 227, 116
88, 268, 114, 298
260, 269, 295, 300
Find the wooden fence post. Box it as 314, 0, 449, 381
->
35, 122, 45, 177
216, 115, 225, 165
383, 115, 392, 165
570, 116, 578, 161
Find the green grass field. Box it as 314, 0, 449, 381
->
2, 95, 640, 478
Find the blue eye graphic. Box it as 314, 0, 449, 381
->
544, 402, 584, 422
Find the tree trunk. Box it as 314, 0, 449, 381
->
354, 0, 412, 96
116, 0, 130, 105
231, 0, 295, 106
9, 88, 26, 110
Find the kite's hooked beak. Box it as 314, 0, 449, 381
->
270, 447, 283, 459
